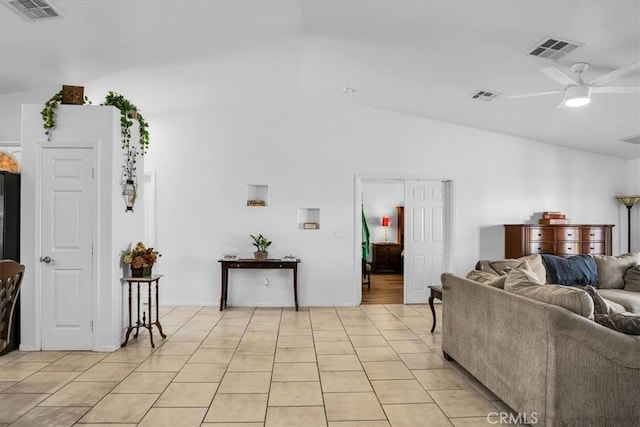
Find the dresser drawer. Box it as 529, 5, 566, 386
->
377, 245, 402, 255
555, 227, 580, 241
582, 242, 605, 254
581, 227, 605, 241
528, 227, 554, 241
556, 242, 579, 255
527, 242, 555, 254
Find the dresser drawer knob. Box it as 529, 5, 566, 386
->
590, 233, 595, 236
567, 233, 572, 237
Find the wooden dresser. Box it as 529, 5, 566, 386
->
372, 243, 403, 273
504, 224, 614, 258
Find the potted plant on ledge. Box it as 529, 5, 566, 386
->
250, 234, 272, 260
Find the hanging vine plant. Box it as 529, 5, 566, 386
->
102, 91, 150, 155
40, 90, 150, 155
41, 88, 151, 212
41, 90, 91, 141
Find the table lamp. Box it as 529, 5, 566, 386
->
382, 216, 391, 242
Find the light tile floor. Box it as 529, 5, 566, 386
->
0, 304, 523, 426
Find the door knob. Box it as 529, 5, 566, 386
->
39, 256, 55, 264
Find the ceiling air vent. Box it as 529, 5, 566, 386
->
619, 135, 640, 145
528, 36, 582, 61
1, 0, 62, 22
471, 90, 501, 102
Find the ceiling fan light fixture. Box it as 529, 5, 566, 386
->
563, 85, 592, 107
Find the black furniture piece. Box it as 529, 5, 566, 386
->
0, 171, 20, 355
0, 260, 24, 354
121, 275, 166, 348
362, 258, 371, 289
372, 243, 403, 273
428, 285, 443, 333
218, 258, 301, 311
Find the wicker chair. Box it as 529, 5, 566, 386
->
0, 260, 24, 354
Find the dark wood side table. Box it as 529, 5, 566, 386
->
121, 275, 166, 348
218, 259, 301, 311
428, 285, 443, 333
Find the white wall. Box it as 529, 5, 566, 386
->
138, 95, 629, 308
4, 85, 633, 309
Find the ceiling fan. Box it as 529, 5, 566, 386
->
508, 61, 640, 107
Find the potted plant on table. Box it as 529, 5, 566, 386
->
122, 242, 161, 277
250, 234, 272, 260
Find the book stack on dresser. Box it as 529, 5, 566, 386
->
539, 211, 569, 225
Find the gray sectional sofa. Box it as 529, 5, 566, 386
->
441, 253, 640, 427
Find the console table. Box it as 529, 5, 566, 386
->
218, 259, 301, 311
121, 275, 166, 348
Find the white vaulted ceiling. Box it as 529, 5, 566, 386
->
1, 0, 639, 159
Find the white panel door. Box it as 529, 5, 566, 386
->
40, 147, 95, 350
404, 180, 445, 304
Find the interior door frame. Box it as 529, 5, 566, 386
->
33, 141, 99, 350
354, 174, 455, 305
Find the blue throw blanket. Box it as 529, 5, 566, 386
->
541, 254, 599, 287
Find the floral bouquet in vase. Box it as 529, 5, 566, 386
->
123, 242, 161, 277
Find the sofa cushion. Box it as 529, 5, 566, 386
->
597, 288, 640, 314
592, 254, 639, 289
486, 254, 546, 283
465, 270, 507, 289
584, 285, 622, 315
595, 312, 640, 335
504, 262, 594, 319
624, 265, 640, 292
541, 254, 598, 287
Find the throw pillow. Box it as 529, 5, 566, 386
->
592, 254, 638, 289
584, 285, 621, 315
541, 254, 598, 287
504, 260, 544, 292
595, 312, 640, 335
465, 270, 507, 289
489, 254, 547, 283
505, 261, 594, 319
624, 265, 640, 292
466, 270, 498, 283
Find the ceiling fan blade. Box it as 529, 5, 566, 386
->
589, 61, 639, 86
541, 67, 580, 86
507, 91, 562, 99
591, 86, 640, 94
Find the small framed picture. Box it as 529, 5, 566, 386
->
222, 254, 238, 260
303, 222, 319, 229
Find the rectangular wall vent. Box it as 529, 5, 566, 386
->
619, 134, 640, 145
528, 36, 582, 61
471, 90, 501, 101
2, 0, 62, 22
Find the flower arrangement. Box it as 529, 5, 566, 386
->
0, 152, 19, 172
122, 242, 161, 269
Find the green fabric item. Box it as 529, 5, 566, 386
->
362, 208, 370, 260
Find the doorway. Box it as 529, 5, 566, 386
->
355, 175, 453, 305
361, 180, 404, 304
